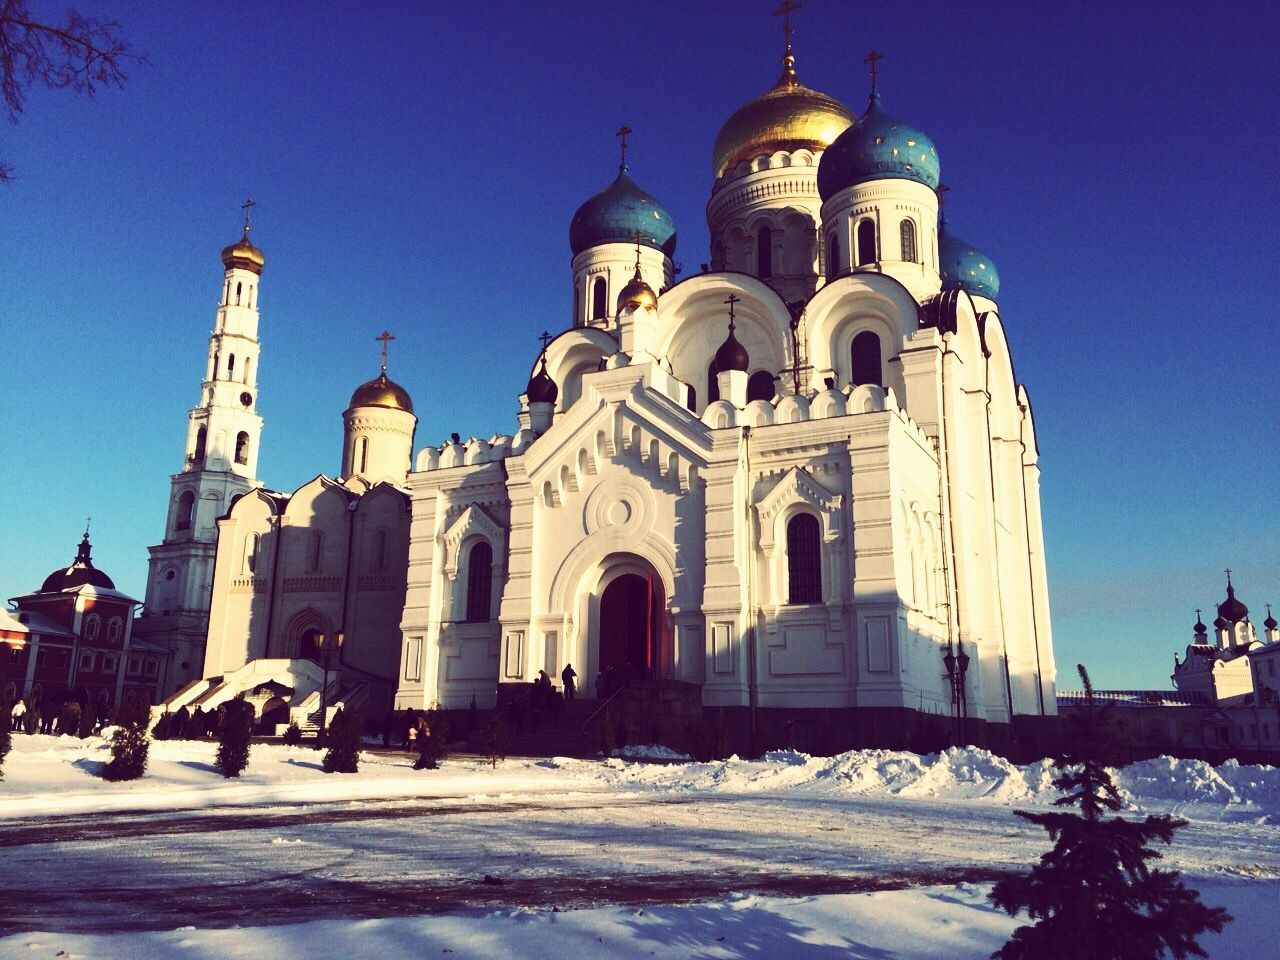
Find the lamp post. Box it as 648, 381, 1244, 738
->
315, 631, 345, 743
942, 641, 972, 746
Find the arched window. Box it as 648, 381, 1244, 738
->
243, 356, 252, 385
176, 490, 195, 531
465, 541, 493, 622
107, 617, 122, 643
851, 331, 882, 387
212, 350, 220, 381
308, 531, 323, 573
193, 426, 207, 463
224, 281, 230, 304
756, 225, 772, 278
357, 436, 368, 474
591, 276, 607, 321
899, 218, 917, 263
827, 234, 840, 280
84, 614, 101, 640
248, 284, 255, 308
574, 285, 581, 326
706, 361, 720, 404
244, 533, 260, 574
227, 354, 236, 381
786, 513, 822, 604
235, 431, 250, 465
235, 281, 242, 305
856, 219, 877, 266
747, 371, 775, 403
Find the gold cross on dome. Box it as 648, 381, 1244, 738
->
241, 198, 256, 236
375, 330, 395, 373
615, 124, 632, 168
773, 0, 802, 47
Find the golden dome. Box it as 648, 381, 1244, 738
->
617, 266, 658, 313
348, 372, 414, 414
713, 61, 856, 180
220, 233, 265, 275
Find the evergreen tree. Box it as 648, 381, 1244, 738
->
282, 720, 303, 746
101, 720, 149, 781
216, 697, 254, 778
0, 711, 11, 780
322, 707, 362, 773
989, 666, 1231, 960
151, 713, 172, 741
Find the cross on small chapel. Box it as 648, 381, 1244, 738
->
375, 330, 395, 373
723, 293, 741, 330
772, 0, 802, 48
538, 330, 552, 352
241, 198, 256, 236
864, 49, 884, 92
1225, 567, 1233, 584
615, 124, 633, 169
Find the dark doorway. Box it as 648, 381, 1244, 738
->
599, 572, 668, 679
300, 628, 322, 661
261, 696, 288, 729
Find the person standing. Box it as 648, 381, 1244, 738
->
10, 699, 26, 732
561, 663, 577, 701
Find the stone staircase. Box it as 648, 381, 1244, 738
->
482, 697, 607, 759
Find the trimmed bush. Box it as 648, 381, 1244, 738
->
216, 698, 255, 778
282, 721, 303, 746
102, 722, 149, 781
322, 707, 362, 774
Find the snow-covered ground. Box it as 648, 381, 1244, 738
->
2, 734, 1276, 958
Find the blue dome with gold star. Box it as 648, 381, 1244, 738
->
569, 167, 677, 258
940, 225, 1001, 300
817, 92, 940, 200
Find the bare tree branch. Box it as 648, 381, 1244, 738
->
0, 0, 146, 182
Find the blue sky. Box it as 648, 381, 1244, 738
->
1, 1, 1276, 689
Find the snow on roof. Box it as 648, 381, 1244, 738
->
0, 607, 74, 639
1056, 689, 1212, 709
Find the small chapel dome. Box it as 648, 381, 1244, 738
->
940, 226, 1001, 300
526, 358, 559, 405
41, 532, 115, 593
617, 266, 658, 313
1217, 575, 1248, 624
569, 168, 676, 258
817, 90, 939, 200
713, 58, 855, 181
1193, 611, 1207, 637
1264, 605, 1277, 631
714, 326, 750, 373
348, 372, 414, 414
220, 233, 265, 275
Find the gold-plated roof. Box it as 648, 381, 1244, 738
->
348, 373, 414, 414
713, 61, 855, 180
617, 266, 657, 313
220, 234, 265, 274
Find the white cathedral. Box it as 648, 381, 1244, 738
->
139, 34, 1058, 755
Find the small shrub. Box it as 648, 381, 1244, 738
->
151, 713, 172, 741
102, 722, 149, 782
282, 721, 303, 746
216, 698, 255, 778
78, 700, 98, 739
322, 707, 362, 774
0, 713, 11, 780
484, 717, 506, 768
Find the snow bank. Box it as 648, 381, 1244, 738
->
612, 744, 694, 762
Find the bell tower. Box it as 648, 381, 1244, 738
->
134, 203, 267, 693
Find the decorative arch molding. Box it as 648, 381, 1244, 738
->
282, 607, 331, 659
756, 467, 844, 555
440, 503, 506, 580
533, 327, 619, 410
547, 532, 680, 617
804, 272, 920, 379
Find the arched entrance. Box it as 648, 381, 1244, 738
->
299, 628, 322, 661
598, 569, 670, 681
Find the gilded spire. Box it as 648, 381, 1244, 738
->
772, 0, 802, 86
375, 329, 395, 375
615, 124, 632, 173
241, 197, 256, 238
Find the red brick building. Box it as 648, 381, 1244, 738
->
3, 532, 169, 716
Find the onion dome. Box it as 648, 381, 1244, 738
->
714, 299, 750, 373
617, 263, 658, 313
221, 230, 265, 275
41, 532, 115, 592
817, 90, 939, 200
1217, 573, 1248, 624
1213, 615, 1228, 631
1264, 604, 1277, 631
940, 224, 1001, 299
349, 372, 414, 414
569, 166, 676, 258
526, 356, 559, 405
714, 55, 855, 180
1193, 611, 1207, 637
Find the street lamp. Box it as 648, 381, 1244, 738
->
942, 641, 971, 746
315, 631, 345, 743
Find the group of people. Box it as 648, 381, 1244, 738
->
6, 696, 112, 737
